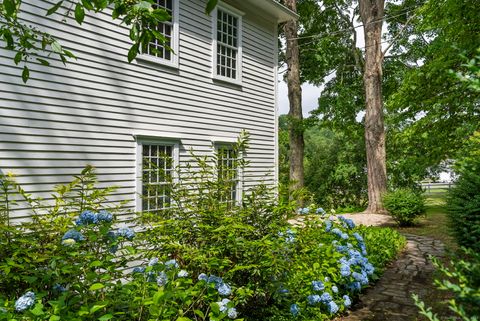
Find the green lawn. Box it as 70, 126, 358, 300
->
396, 192, 456, 249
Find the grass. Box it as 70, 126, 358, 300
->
396, 191, 456, 249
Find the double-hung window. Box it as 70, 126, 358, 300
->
213, 5, 243, 84
141, 0, 179, 67
137, 140, 178, 215
216, 145, 240, 207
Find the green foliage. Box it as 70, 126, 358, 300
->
0, 0, 219, 82
0, 167, 239, 321
382, 188, 426, 226
413, 248, 480, 321
446, 131, 480, 252
357, 226, 406, 275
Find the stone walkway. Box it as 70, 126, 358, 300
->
337, 233, 446, 321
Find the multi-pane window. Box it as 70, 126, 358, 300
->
145, 0, 175, 61
141, 144, 174, 214
215, 8, 241, 80
217, 146, 239, 206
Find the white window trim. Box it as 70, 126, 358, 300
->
136, 0, 180, 69
135, 137, 180, 213
214, 142, 243, 205
211, 2, 244, 86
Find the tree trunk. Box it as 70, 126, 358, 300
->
359, 0, 387, 213
283, 0, 304, 197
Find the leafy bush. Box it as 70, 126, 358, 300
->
414, 248, 480, 321
382, 188, 426, 226
0, 137, 407, 320
0, 168, 240, 321
446, 131, 480, 251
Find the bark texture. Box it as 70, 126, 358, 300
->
283, 0, 304, 196
359, 0, 387, 213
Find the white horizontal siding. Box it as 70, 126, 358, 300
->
0, 0, 279, 223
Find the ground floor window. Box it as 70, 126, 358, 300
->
137, 140, 178, 215
216, 145, 240, 207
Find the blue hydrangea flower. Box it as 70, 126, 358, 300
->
97, 210, 113, 223
332, 285, 338, 293
198, 273, 208, 281
353, 232, 364, 243
61, 229, 85, 242
341, 232, 349, 240
227, 308, 238, 319
340, 263, 351, 277
327, 301, 339, 314
278, 288, 289, 294
177, 270, 189, 278
148, 257, 159, 266
53, 283, 66, 292
364, 263, 375, 275
14, 291, 35, 312
338, 215, 356, 229
312, 280, 325, 291
165, 259, 179, 269
157, 271, 168, 286
331, 228, 343, 238
324, 220, 332, 232
324, 276, 330, 282
336, 245, 349, 253
217, 298, 230, 313
343, 294, 352, 307
133, 266, 146, 273
298, 207, 310, 215
75, 210, 98, 225
307, 294, 321, 305
116, 227, 135, 240
290, 303, 300, 316
208, 275, 223, 287
320, 292, 333, 303
218, 283, 232, 296
316, 207, 326, 215
347, 281, 361, 291
352, 271, 369, 285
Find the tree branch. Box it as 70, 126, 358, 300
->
382, 11, 418, 57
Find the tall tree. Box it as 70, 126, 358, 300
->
359, 0, 387, 213
283, 0, 305, 196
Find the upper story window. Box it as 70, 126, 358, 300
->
213, 4, 243, 84
140, 0, 179, 67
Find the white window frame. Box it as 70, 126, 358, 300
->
136, 0, 180, 68
135, 137, 180, 213
211, 2, 244, 85
214, 142, 243, 206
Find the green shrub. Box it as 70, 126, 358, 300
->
446, 131, 480, 251
414, 248, 480, 321
382, 188, 426, 226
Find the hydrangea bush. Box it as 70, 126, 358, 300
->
1, 146, 406, 320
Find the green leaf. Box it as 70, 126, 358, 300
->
176, 318, 192, 321
22, 66, 29, 83
3, 0, 16, 16
74, 3, 85, 24
81, 0, 94, 10
51, 40, 62, 53
14, 52, 22, 65
205, 0, 218, 14
98, 314, 113, 321
127, 43, 138, 63
49, 316, 61, 321
89, 283, 104, 291
36, 58, 50, 66
46, 1, 64, 16
90, 305, 106, 313
63, 49, 76, 59
89, 260, 103, 267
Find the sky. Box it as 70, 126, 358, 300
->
278, 81, 322, 117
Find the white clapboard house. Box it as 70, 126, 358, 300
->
0, 0, 297, 222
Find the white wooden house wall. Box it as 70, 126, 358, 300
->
0, 0, 291, 222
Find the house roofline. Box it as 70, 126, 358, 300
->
243, 0, 298, 23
